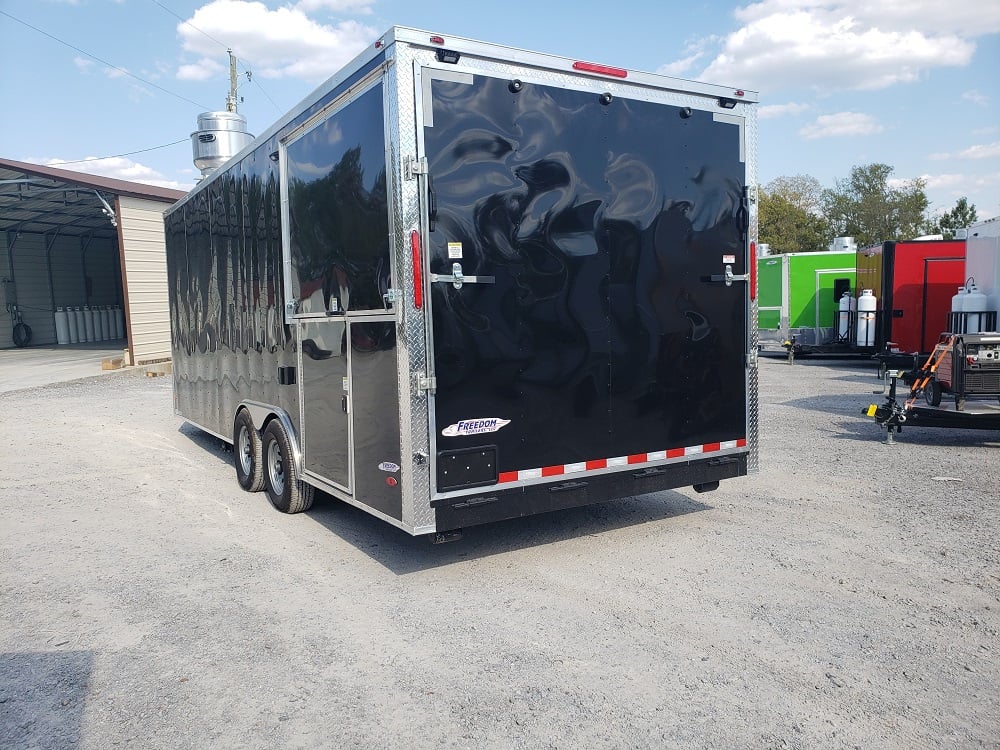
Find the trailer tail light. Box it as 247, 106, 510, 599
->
749, 242, 757, 301
411, 230, 423, 309
572, 61, 628, 78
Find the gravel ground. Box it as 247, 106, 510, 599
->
1, 357, 998, 749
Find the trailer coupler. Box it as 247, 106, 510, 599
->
864, 370, 908, 443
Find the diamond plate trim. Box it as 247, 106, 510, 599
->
744, 104, 761, 475
386, 43, 435, 531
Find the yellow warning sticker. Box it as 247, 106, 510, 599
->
866, 404, 878, 417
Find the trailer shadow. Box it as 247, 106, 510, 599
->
829, 418, 1000, 447
305, 491, 712, 575
0, 650, 93, 750
178, 423, 233, 467
778, 394, 880, 418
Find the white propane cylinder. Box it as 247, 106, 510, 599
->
73, 307, 86, 342
99, 307, 111, 340
838, 290, 856, 339
856, 289, 877, 346
67, 306, 79, 343
964, 282, 987, 334
54, 307, 70, 345
113, 305, 124, 339
951, 286, 969, 332
83, 306, 95, 342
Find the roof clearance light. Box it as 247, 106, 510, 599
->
430, 36, 445, 45
735, 90, 745, 97
572, 61, 628, 79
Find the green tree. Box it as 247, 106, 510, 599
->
821, 163, 929, 246
758, 175, 831, 253
928, 197, 978, 239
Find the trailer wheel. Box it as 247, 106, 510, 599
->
924, 380, 942, 407
261, 420, 314, 513
233, 410, 264, 492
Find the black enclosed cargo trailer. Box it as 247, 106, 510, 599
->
164, 27, 761, 537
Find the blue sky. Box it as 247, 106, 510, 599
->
2, 0, 998, 223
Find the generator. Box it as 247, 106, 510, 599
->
925, 333, 1000, 410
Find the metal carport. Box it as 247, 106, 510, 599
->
0, 157, 185, 364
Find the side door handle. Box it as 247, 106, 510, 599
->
430, 262, 495, 290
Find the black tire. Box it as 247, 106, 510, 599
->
924, 379, 942, 407
233, 410, 264, 492
13, 322, 31, 348
261, 420, 314, 513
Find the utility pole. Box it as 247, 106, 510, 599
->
226, 48, 238, 113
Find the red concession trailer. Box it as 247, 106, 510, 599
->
855, 239, 966, 358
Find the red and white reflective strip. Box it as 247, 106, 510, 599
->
497, 438, 747, 484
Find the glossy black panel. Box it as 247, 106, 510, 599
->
166, 136, 299, 441
285, 84, 390, 314
424, 75, 747, 477
349, 320, 402, 520
300, 319, 350, 488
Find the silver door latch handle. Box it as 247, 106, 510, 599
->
430, 262, 495, 290
724, 264, 748, 286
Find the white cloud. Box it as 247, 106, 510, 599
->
295, 0, 374, 13
799, 111, 883, 139
657, 40, 712, 78
758, 102, 810, 119
73, 57, 93, 72
39, 157, 192, 191
928, 141, 1000, 161
961, 90, 989, 106
677, 1, 994, 91
972, 126, 999, 137
177, 57, 225, 81
175, 1, 378, 81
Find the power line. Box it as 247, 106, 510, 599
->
148, 0, 282, 113
0, 8, 211, 111
53, 139, 189, 165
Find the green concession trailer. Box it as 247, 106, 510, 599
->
758, 250, 856, 350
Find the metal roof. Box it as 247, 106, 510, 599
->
0, 157, 187, 238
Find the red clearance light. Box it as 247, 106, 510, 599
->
410, 230, 423, 309
429, 36, 445, 45
749, 242, 757, 301
572, 61, 628, 78
735, 90, 745, 97
374, 39, 384, 49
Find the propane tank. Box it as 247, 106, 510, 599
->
856, 289, 877, 347
951, 286, 969, 333
54, 307, 70, 345
964, 281, 987, 334
67, 306, 79, 343
83, 306, 95, 342
838, 290, 856, 339
99, 306, 111, 340
74, 307, 87, 342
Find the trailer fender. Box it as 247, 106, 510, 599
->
238, 401, 303, 476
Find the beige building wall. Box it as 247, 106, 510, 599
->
117, 195, 173, 364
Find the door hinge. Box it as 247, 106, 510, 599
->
383, 288, 402, 305
415, 374, 436, 393
405, 156, 428, 180
746, 349, 759, 368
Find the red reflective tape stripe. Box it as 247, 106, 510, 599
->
704, 442, 722, 452
541, 465, 564, 477
410, 230, 423, 309
627, 453, 647, 464
666, 448, 685, 458
749, 244, 757, 301
737, 438, 747, 447
498, 471, 518, 483
586, 459, 607, 470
